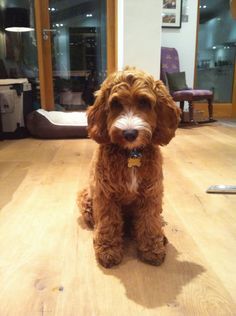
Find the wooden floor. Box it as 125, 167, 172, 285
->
0, 122, 236, 316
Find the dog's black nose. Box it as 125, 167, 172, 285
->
123, 129, 138, 142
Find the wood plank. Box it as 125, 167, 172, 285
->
0, 124, 235, 315
34, 0, 54, 110
194, 103, 232, 119
107, 0, 117, 74
231, 0, 236, 18
162, 123, 236, 298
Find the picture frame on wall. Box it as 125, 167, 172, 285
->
162, 0, 182, 28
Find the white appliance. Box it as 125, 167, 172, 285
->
0, 79, 32, 137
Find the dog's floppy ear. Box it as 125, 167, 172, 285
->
87, 87, 110, 144
152, 80, 181, 146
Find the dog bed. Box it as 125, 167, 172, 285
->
27, 109, 88, 139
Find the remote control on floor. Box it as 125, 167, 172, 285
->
206, 185, 236, 194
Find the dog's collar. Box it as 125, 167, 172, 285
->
129, 148, 143, 158
128, 148, 143, 168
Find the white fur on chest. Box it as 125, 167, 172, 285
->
127, 168, 139, 193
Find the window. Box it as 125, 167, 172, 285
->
196, 0, 236, 103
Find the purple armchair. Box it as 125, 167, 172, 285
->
160, 47, 213, 123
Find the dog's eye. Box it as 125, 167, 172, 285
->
138, 97, 151, 110
110, 98, 123, 111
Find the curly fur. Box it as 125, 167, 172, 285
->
77, 67, 181, 268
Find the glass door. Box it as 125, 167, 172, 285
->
35, 0, 116, 111
196, 0, 236, 104
48, 0, 107, 111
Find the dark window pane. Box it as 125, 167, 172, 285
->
49, 0, 107, 110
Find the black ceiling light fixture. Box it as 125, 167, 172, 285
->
4, 7, 34, 32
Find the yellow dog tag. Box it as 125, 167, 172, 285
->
128, 157, 141, 168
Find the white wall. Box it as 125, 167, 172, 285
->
118, 0, 162, 79
161, 1, 198, 87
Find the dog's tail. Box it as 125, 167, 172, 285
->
77, 188, 94, 229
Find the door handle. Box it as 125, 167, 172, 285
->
43, 28, 57, 40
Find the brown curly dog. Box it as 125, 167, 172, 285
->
78, 67, 181, 268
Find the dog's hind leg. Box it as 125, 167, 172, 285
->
77, 188, 94, 228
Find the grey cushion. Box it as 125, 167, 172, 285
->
166, 71, 189, 91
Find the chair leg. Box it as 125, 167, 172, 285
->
208, 98, 213, 121
180, 101, 184, 122
188, 101, 194, 122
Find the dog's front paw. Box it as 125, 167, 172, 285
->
137, 235, 167, 266
138, 249, 166, 266
95, 245, 123, 268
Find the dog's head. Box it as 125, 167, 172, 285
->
87, 67, 181, 149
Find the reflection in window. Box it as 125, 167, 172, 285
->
0, 1, 39, 105
196, 0, 236, 103
50, 0, 107, 111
